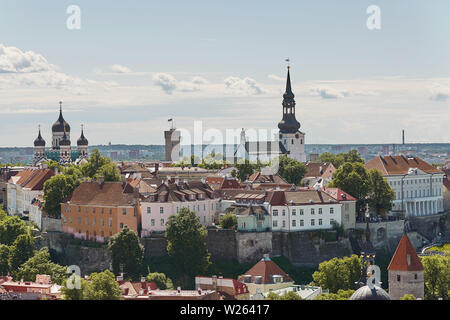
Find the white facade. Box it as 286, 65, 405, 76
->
141, 198, 219, 234
270, 203, 342, 232
386, 168, 445, 217
279, 131, 306, 163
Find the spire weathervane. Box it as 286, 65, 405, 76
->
285, 58, 290, 69
59, 101, 63, 112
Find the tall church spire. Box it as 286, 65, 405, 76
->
278, 66, 300, 134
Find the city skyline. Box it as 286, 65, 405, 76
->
1, 0, 450, 147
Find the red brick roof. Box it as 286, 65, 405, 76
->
388, 234, 424, 271
67, 181, 137, 206
323, 187, 356, 201
239, 257, 293, 284
304, 162, 336, 178
365, 156, 442, 176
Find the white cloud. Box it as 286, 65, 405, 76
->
110, 64, 132, 74
152, 73, 210, 94
191, 76, 209, 85
224, 76, 264, 95
268, 74, 284, 82
310, 86, 349, 99
430, 84, 450, 101
0, 44, 54, 73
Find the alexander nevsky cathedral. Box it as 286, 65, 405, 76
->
33, 102, 89, 165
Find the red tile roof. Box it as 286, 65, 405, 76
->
388, 234, 424, 271
323, 188, 357, 201
239, 257, 293, 284
365, 156, 442, 176
9, 169, 54, 191
67, 181, 137, 206
304, 162, 336, 178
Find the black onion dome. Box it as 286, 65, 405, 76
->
59, 131, 71, 146
349, 285, 391, 300
34, 129, 46, 147
77, 129, 88, 146
278, 68, 301, 134
52, 106, 71, 133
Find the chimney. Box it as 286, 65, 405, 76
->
177, 287, 181, 294
117, 273, 124, 282
155, 162, 159, 174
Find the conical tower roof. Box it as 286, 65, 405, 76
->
388, 234, 424, 272
34, 126, 46, 147
52, 102, 71, 133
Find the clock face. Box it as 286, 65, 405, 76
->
295, 133, 300, 139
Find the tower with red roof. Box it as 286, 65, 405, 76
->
387, 234, 424, 300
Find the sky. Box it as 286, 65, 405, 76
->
0, 0, 449, 147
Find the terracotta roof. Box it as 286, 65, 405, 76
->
67, 181, 137, 206
304, 162, 335, 178
239, 256, 293, 284
269, 190, 338, 206
365, 156, 442, 176
323, 188, 357, 201
248, 172, 289, 185
118, 280, 158, 296
9, 169, 54, 191
387, 234, 424, 271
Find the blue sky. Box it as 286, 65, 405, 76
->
0, 0, 449, 146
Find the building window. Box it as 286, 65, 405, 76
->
85, 207, 89, 213
330, 207, 334, 214
109, 218, 112, 227
78, 206, 81, 212
109, 208, 112, 214
292, 220, 296, 227
122, 208, 126, 215
319, 219, 323, 226
160, 219, 165, 226
120, 223, 124, 229
273, 209, 278, 216
69, 217, 72, 224
311, 208, 315, 215
78, 217, 81, 224
273, 220, 278, 227
282, 220, 286, 228
319, 208, 322, 215
311, 219, 315, 226
93, 207, 96, 213
300, 220, 304, 227
101, 219, 104, 226
151, 219, 155, 226
160, 207, 164, 214
147, 207, 151, 214
292, 209, 296, 216
300, 209, 304, 215
85, 218, 89, 226
414, 274, 418, 280
397, 275, 401, 282
282, 210, 286, 216
93, 218, 96, 226
101, 208, 104, 214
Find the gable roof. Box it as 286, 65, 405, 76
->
387, 234, 424, 271
304, 162, 336, 178
365, 156, 442, 176
323, 187, 357, 201
239, 256, 293, 284
9, 169, 54, 191
67, 181, 137, 206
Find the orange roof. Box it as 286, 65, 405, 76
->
10, 169, 54, 191
239, 257, 293, 284
365, 156, 442, 176
324, 187, 357, 201
387, 234, 424, 271
67, 181, 137, 207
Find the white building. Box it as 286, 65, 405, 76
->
365, 155, 445, 217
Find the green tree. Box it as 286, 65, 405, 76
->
422, 255, 449, 300
317, 150, 364, 169
146, 271, 174, 290
0, 208, 7, 221
328, 162, 370, 214
9, 233, 35, 271
0, 215, 28, 245
80, 149, 110, 178
266, 291, 302, 300
166, 208, 211, 288
0, 244, 10, 275
367, 168, 395, 216
61, 276, 88, 300
277, 155, 307, 185
44, 160, 62, 173
314, 289, 355, 300
84, 270, 122, 300
15, 247, 67, 284
108, 226, 144, 281
98, 163, 121, 182
219, 212, 237, 230
312, 255, 361, 293
400, 294, 417, 300
235, 159, 254, 182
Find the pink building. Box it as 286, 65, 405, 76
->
140, 178, 220, 235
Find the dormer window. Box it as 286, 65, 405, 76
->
407, 254, 411, 266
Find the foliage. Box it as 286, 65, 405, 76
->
98, 163, 121, 182
317, 150, 364, 169
15, 247, 68, 285
84, 270, 122, 300
108, 226, 144, 281
277, 155, 307, 185
426, 244, 450, 254
166, 208, 211, 288
400, 294, 417, 300
0, 215, 28, 245
328, 162, 370, 214
314, 289, 355, 300
271, 256, 316, 285
0, 244, 11, 275
266, 291, 303, 300
146, 271, 174, 290
312, 255, 361, 293
235, 159, 255, 182
0, 208, 7, 221
421, 255, 450, 300
80, 149, 111, 178
61, 277, 88, 300
9, 233, 35, 271
219, 212, 237, 230
367, 168, 395, 216
43, 160, 62, 172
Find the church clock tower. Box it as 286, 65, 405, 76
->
278, 66, 306, 163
